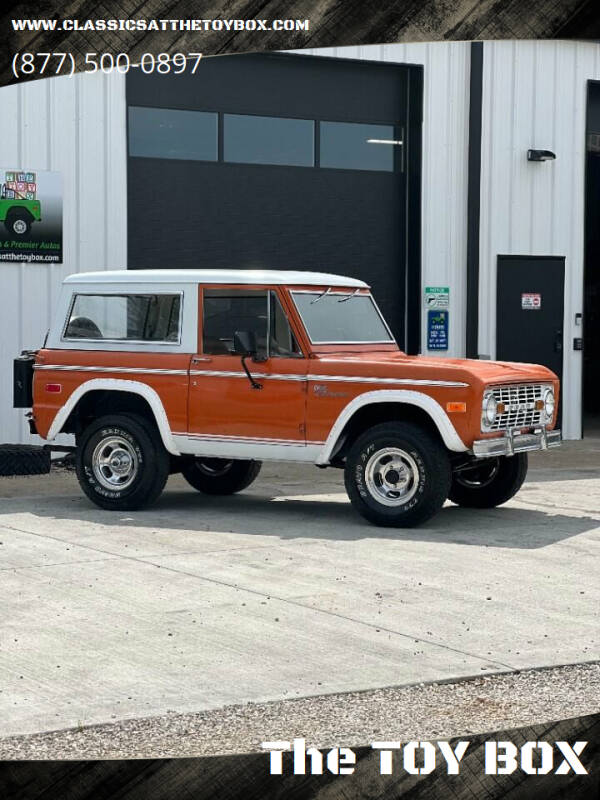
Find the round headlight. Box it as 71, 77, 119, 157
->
543, 388, 555, 419
484, 393, 498, 425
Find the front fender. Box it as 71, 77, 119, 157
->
315, 389, 468, 465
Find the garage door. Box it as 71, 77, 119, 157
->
126, 53, 422, 350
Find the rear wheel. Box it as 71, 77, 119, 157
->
344, 422, 451, 527
449, 453, 528, 508
76, 413, 169, 510
5, 211, 32, 238
181, 458, 261, 495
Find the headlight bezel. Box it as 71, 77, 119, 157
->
482, 391, 498, 428
543, 387, 555, 421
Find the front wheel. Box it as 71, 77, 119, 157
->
344, 422, 451, 528
181, 458, 261, 495
76, 414, 170, 510
449, 453, 528, 508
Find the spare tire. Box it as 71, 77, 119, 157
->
0, 444, 51, 476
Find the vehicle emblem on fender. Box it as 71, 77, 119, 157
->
313, 384, 348, 398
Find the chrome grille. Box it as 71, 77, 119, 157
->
487, 384, 545, 431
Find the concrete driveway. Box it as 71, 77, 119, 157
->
0, 441, 598, 737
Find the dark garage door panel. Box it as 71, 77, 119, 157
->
127, 52, 409, 123
127, 53, 421, 347
129, 161, 405, 336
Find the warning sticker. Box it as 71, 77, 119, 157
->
521, 293, 541, 310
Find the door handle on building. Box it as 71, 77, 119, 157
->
554, 331, 563, 353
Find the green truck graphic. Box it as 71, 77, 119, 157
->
0, 171, 42, 238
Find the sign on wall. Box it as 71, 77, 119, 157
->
424, 286, 449, 309
0, 169, 62, 263
427, 309, 449, 350
521, 292, 541, 310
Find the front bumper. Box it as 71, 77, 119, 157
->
472, 428, 562, 458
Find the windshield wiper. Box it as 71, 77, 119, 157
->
310, 287, 332, 304
338, 289, 361, 302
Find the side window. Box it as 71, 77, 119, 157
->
64, 294, 181, 342
203, 289, 268, 355
202, 289, 302, 357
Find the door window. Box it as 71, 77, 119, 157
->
202, 289, 301, 357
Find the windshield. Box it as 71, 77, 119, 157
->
291, 290, 394, 344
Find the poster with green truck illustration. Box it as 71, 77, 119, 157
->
0, 169, 62, 263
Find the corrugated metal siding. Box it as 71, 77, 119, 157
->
0, 71, 126, 445
296, 44, 471, 358
479, 40, 600, 439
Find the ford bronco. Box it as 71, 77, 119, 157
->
13, 270, 561, 527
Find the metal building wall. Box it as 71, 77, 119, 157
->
301, 44, 471, 359
0, 71, 127, 445
479, 40, 600, 439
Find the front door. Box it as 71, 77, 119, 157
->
496, 255, 565, 421
187, 287, 308, 457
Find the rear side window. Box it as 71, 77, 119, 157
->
64, 294, 181, 342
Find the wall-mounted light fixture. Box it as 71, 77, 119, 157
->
527, 149, 556, 162
366, 138, 404, 146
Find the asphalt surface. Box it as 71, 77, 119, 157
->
0, 439, 598, 749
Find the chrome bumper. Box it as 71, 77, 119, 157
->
472, 428, 562, 458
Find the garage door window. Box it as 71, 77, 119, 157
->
320, 122, 397, 171
128, 107, 218, 161
224, 114, 314, 167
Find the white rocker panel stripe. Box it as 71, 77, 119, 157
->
174, 432, 324, 446
172, 435, 322, 463
46, 378, 181, 455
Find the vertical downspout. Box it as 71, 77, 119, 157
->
466, 41, 484, 358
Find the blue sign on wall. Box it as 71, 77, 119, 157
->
427, 309, 449, 350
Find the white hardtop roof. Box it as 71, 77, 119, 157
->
64, 269, 369, 288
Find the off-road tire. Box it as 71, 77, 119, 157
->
449, 453, 528, 508
76, 413, 169, 510
344, 422, 451, 528
181, 458, 261, 495
0, 444, 50, 476
5, 211, 32, 238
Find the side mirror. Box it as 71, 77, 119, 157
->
233, 330, 257, 357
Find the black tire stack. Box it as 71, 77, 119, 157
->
0, 444, 51, 477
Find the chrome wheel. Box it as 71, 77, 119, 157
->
12, 219, 27, 235
91, 435, 139, 491
194, 458, 234, 477
364, 447, 420, 507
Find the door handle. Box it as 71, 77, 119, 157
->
554, 330, 563, 353
191, 355, 212, 363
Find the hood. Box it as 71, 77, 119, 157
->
311, 351, 558, 388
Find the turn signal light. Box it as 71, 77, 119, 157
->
535, 399, 545, 411
446, 401, 467, 413
45, 383, 62, 393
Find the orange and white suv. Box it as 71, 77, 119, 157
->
13, 269, 561, 527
